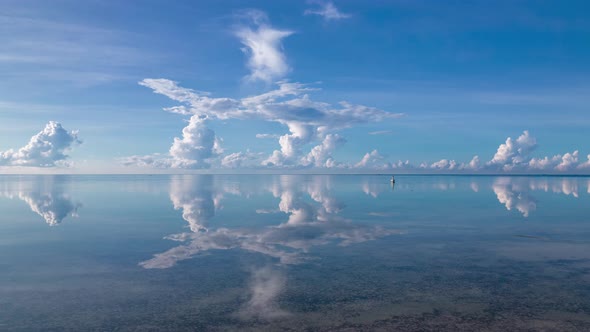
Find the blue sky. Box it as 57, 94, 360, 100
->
0, 0, 589, 173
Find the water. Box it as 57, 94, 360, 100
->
1, 175, 589, 331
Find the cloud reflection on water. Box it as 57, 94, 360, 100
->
0, 176, 80, 225
359, 176, 585, 218
492, 178, 538, 217
140, 175, 399, 269
140, 175, 590, 270
491, 177, 582, 217
141, 175, 404, 319
238, 265, 289, 320
169, 175, 221, 232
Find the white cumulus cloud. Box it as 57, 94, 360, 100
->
430, 159, 458, 170
301, 134, 345, 168
529, 151, 580, 171
580, 155, 590, 170
119, 116, 222, 169
0, 121, 81, 167
355, 131, 588, 174
487, 130, 537, 171
354, 150, 416, 170
483, 132, 589, 173
355, 150, 391, 169
168, 115, 222, 169
130, 79, 401, 169
221, 151, 263, 168
125, 10, 401, 170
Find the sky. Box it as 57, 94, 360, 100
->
0, 0, 589, 174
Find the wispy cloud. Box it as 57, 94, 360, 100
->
256, 133, 280, 139
0, 13, 157, 88
235, 10, 294, 83
368, 130, 392, 135
304, 1, 351, 21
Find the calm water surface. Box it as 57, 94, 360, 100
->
1, 175, 590, 331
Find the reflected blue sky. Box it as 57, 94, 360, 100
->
1, 175, 590, 330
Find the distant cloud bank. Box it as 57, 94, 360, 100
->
122, 81, 590, 174
355, 131, 590, 173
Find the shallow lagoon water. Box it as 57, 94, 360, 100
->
1, 175, 590, 331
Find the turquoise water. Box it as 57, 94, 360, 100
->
1, 175, 590, 331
